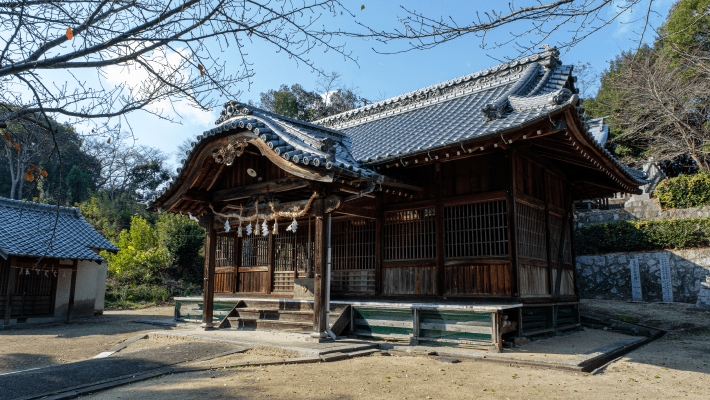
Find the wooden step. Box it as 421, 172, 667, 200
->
241, 300, 314, 311
234, 309, 313, 323
234, 308, 343, 323
226, 317, 313, 332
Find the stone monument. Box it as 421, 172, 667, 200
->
689, 276, 710, 311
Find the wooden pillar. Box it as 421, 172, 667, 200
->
67, 259, 78, 321
434, 162, 445, 297
569, 185, 580, 298
267, 232, 275, 293
544, 172, 553, 296
202, 213, 217, 328
507, 150, 520, 299
311, 198, 328, 338
4, 257, 17, 325
374, 193, 383, 295
233, 234, 241, 293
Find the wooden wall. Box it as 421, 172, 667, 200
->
513, 150, 577, 299
212, 146, 290, 192
208, 147, 577, 302
0, 259, 58, 319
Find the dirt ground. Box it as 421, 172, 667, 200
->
2, 301, 709, 399
87, 342, 709, 400
0, 306, 175, 374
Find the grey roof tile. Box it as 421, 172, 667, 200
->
153, 47, 648, 208
0, 198, 119, 261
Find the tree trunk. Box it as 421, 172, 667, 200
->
691, 153, 710, 173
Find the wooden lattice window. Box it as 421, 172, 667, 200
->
273, 220, 315, 273
241, 236, 269, 267
443, 200, 509, 258
332, 219, 376, 294
332, 219, 376, 270
516, 201, 547, 260
549, 213, 573, 264
215, 234, 235, 269
384, 208, 436, 261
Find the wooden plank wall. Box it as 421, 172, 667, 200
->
443, 263, 511, 295
214, 234, 235, 293
0, 261, 57, 319
513, 151, 577, 299
378, 154, 513, 297
238, 236, 269, 293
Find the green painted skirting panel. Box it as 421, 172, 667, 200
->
418, 310, 493, 343
354, 307, 414, 339
175, 299, 236, 323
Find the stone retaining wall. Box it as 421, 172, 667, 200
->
576, 249, 710, 303
575, 197, 710, 228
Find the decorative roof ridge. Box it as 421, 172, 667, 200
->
0, 197, 80, 217
508, 88, 577, 111
481, 62, 542, 121
215, 101, 345, 139
314, 46, 561, 128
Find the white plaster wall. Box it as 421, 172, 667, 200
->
54, 268, 72, 318
51, 261, 107, 319
94, 262, 107, 313
71, 260, 99, 317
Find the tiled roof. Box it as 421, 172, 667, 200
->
316, 54, 576, 163
150, 47, 648, 207
0, 198, 119, 261
587, 117, 609, 148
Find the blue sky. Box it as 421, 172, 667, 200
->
91, 1, 675, 168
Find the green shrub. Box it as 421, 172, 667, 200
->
654, 173, 710, 209
575, 218, 710, 255
102, 215, 203, 309
157, 212, 205, 285
102, 216, 171, 285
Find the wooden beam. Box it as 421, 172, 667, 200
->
202, 214, 217, 328
67, 259, 78, 321
382, 199, 436, 212
514, 147, 568, 181
212, 178, 309, 202
571, 179, 635, 196
442, 191, 507, 207
205, 164, 225, 191
381, 180, 424, 192
563, 109, 639, 191
334, 204, 377, 220
339, 188, 376, 199
156, 133, 332, 211
182, 190, 211, 203
4, 257, 16, 325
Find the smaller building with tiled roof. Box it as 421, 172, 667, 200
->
0, 198, 119, 327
